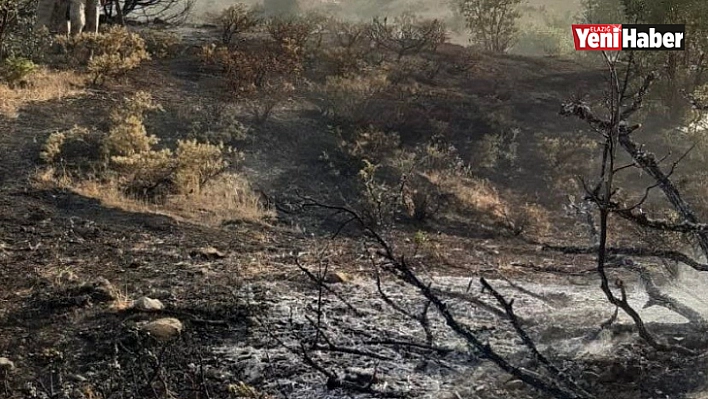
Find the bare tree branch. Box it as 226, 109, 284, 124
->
540, 244, 708, 272
480, 277, 593, 398
299, 195, 594, 399
559, 54, 701, 355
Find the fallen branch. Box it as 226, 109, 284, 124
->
540, 244, 708, 272
299, 196, 594, 399
481, 277, 593, 399
625, 262, 708, 328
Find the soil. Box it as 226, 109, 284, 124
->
1, 24, 708, 399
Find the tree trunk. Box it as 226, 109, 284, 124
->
114, 0, 124, 25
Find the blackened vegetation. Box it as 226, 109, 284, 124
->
559, 51, 708, 352
265, 196, 594, 399
2, 291, 257, 398
269, 51, 708, 398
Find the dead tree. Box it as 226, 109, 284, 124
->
559, 51, 708, 353
102, 0, 192, 24
367, 15, 446, 61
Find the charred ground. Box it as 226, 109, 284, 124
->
1, 20, 708, 399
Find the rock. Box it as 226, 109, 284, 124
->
140, 318, 183, 341
190, 247, 226, 260
323, 271, 351, 284
68, 374, 87, 382
132, 297, 165, 312
0, 357, 15, 370
504, 379, 526, 390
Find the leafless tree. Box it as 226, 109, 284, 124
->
102, 0, 194, 24
558, 51, 708, 353
367, 14, 446, 61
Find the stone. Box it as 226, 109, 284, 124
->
190, 247, 226, 260
68, 374, 87, 382
504, 379, 525, 390
323, 271, 351, 284
0, 357, 15, 370
132, 297, 165, 312
140, 318, 183, 341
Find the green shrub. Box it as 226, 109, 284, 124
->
184, 101, 250, 145
57, 26, 150, 84
102, 91, 162, 158
0, 56, 36, 87
40, 125, 104, 170
42, 91, 237, 201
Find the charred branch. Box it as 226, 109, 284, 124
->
299, 196, 594, 399
625, 263, 708, 328
561, 81, 708, 260
559, 53, 702, 356
295, 258, 366, 317
541, 244, 708, 272
374, 265, 435, 345
481, 277, 593, 398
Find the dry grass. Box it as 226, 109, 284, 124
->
431, 173, 552, 237
33, 168, 273, 227
108, 285, 133, 311
164, 173, 274, 225
433, 174, 507, 219
0, 68, 86, 118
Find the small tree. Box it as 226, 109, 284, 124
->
212, 3, 261, 45
559, 52, 708, 352
266, 17, 315, 49
203, 40, 303, 124
0, 0, 20, 59
0, 0, 51, 61
102, 0, 194, 24
367, 13, 446, 61
455, 0, 523, 53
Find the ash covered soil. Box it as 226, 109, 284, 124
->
2, 25, 708, 399
2, 194, 708, 399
